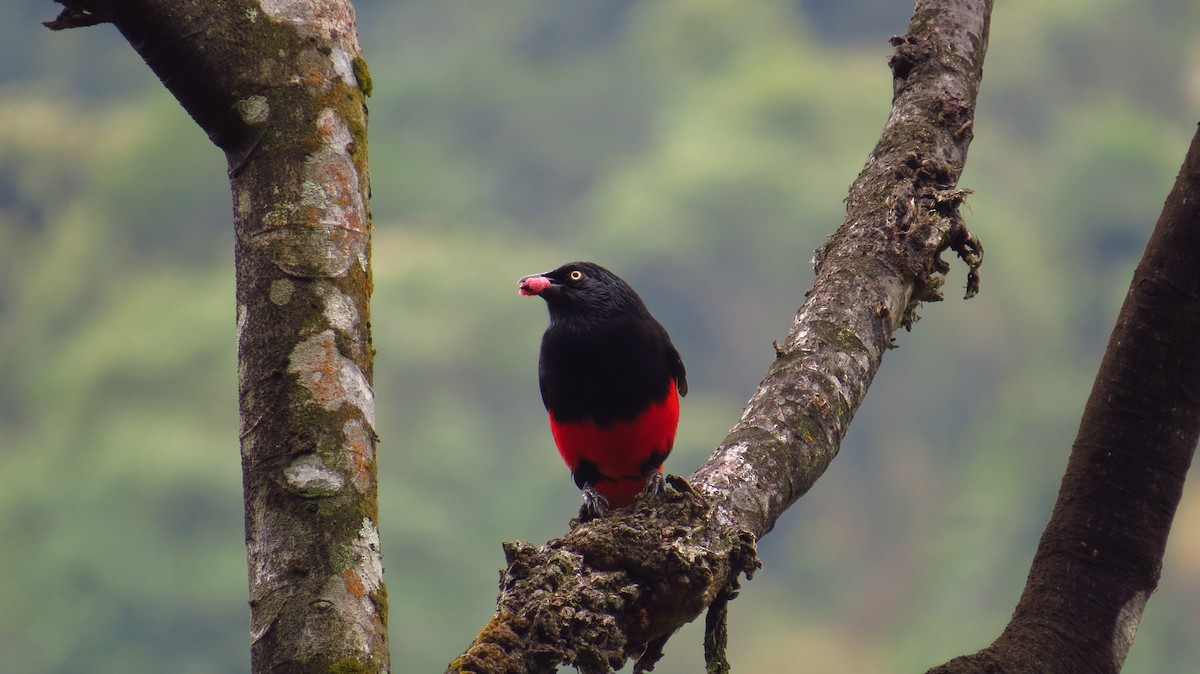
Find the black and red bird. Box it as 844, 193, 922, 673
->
519, 261, 687, 516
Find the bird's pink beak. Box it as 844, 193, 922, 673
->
519, 275, 552, 296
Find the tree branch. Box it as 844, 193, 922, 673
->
48, 2, 386, 672
694, 0, 989, 539
449, 1, 993, 671
929, 125, 1200, 674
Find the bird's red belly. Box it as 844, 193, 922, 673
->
548, 381, 680, 508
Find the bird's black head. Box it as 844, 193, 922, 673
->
518, 261, 647, 323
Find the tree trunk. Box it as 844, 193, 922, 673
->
46, 2, 387, 672
448, 2, 992, 672
928, 124, 1200, 674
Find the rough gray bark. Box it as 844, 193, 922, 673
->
928, 124, 1200, 674
47, 2, 386, 673
692, 0, 987, 538
448, 2, 991, 672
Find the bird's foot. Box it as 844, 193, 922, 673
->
640, 469, 666, 498
578, 485, 610, 522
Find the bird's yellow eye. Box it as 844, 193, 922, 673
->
568, 270, 584, 281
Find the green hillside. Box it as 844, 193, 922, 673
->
1, 1, 1197, 672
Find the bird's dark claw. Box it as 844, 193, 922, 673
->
578, 484, 610, 522
641, 469, 666, 499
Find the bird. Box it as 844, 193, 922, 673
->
519, 261, 687, 518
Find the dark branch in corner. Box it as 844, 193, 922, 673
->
928, 123, 1200, 674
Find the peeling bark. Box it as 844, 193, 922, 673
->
928, 125, 1200, 674
449, 2, 992, 671
47, 2, 387, 673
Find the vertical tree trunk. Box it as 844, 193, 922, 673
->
46, 2, 387, 672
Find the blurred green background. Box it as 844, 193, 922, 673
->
2, 1, 1198, 672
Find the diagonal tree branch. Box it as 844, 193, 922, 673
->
47, 2, 386, 672
929, 124, 1200, 674
692, 0, 988, 539
449, 2, 992, 672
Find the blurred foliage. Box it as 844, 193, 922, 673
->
1, 1, 1198, 672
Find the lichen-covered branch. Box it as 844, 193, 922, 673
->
449, 2, 993, 672
47, 2, 386, 673
449, 481, 760, 674
694, 0, 990, 539
928, 124, 1200, 674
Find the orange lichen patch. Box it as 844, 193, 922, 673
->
315, 158, 365, 226
316, 107, 348, 144
290, 331, 342, 402
343, 568, 366, 599
303, 66, 326, 89
305, 109, 367, 239
287, 330, 375, 425
343, 419, 375, 494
